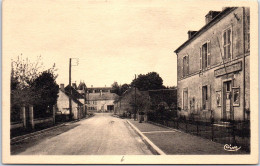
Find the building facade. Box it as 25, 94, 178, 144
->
56, 84, 85, 120
86, 86, 118, 112
174, 7, 250, 122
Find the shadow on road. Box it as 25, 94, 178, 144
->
11, 123, 80, 155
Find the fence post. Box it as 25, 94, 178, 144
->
176, 118, 179, 129
22, 106, 27, 128
231, 120, 236, 145
185, 119, 188, 132
211, 118, 214, 141
196, 121, 199, 136
29, 105, 34, 130
53, 105, 56, 125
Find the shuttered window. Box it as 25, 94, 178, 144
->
201, 41, 210, 70
182, 55, 189, 77
223, 27, 232, 60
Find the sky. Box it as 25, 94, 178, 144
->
4, 0, 226, 87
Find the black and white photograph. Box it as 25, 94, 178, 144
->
2, 0, 258, 164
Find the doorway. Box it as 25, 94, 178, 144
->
223, 80, 233, 121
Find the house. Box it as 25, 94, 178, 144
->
174, 7, 250, 122
114, 87, 150, 116
86, 86, 118, 112
56, 84, 86, 120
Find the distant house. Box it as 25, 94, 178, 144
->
86, 86, 118, 112
114, 87, 150, 116
56, 84, 85, 120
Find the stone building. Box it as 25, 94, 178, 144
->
86, 86, 118, 112
56, 84, 85, 120
174, 7, 250, 122
114, 87, 150, 116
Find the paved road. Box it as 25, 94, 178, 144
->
12, 113, 152, 155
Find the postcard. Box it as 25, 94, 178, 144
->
2, 0, 258, 164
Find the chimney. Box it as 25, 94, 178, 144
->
60, 84, 64, 91
188, 31, 198, 39
205, 11, 221, 24
72, 83, 77, 89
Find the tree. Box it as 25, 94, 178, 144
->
31, 71, 59, 118
11, 55, 58, 113
120, 83, 129, 95
111, 81, 120, 95
129, 92, 151, 115
131, 72, 165, 91
111, 82, 130, 96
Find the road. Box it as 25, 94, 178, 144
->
11, 113, 152, 155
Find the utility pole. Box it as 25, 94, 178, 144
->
69, 58, 72, 121
68, 58, 79, 121
134, 74, 137, 121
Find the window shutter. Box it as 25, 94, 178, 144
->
187, 55, 189, 75
208, 84, 211, 110
207, 41, 211, 67
230, 26, 233, 59
182, 90, 184, 109
200, 47, 202, 71
182, 57, 184, 77
222, 31, 225, 60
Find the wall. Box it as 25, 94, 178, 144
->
176, 7, 250, 121
57, 90, 81, 120
96, 100, 115, 111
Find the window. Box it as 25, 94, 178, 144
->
183, 88, 188, 111
202, 85, 211, 110
223, 27, 232, 60
200, 41, 210, 70
182, 55, 189, 77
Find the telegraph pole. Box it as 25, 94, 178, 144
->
134, 74, 137, 121
69, 58, 72, 121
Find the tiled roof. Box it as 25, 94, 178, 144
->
174, 7, 236, 53
60, 89, 83, 106
65, 85, 85, 99
87, 93, 118, 101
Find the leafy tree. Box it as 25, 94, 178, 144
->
111, 82, 130, 96
129, 92, 151, 115
11, 55, 59, 119
31, 71, 59, 118
111, 81, 120, 95
120, 83, 129, 95
131, 72, 165, 91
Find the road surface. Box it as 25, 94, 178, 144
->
12, 113, 152, 155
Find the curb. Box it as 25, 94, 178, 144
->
11, 115, 94, 144
126, 120, 166, 155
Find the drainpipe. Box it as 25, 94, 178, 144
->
242, 7, 246, 121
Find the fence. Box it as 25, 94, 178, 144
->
147, 112, 250, 153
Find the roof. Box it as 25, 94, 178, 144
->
148, 89, 177, 92
65, 85, 85, 99
174, 7, 236, 53
78, 82, 87, 90
120, 87, 149, 99
87, 87, 112, 89
60, 89, 83, 106
87, 93, 118, 101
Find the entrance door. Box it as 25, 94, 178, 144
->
107, 105, 114, 112
223, 81, 232, 121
